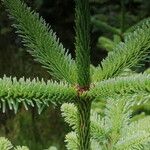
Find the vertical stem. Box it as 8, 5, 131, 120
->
77, 98, 92, 150
75, 0, 91, 149
75, 0, 91, 88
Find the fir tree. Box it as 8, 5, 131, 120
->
0, 0, 150, 149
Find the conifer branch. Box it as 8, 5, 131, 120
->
91, 16, 121, 36
92, 21, 150, 82
1, 0, 150, 149
98, 36, 116, 52
89, 74, 150, 100
75, 0, 91, 88
2, 0, 76, 84
115, 117, 150, 149
65, 132, 102, 150
74, 0, 92, 149
0, 137, 13, 150
15, 146, 29, 150
0, 76, 77, 114
0, 137, 29, 150
126, 17, 150, 33
104, 98, 132, 147
65, 132, 78, 150
61, 103, 106, 143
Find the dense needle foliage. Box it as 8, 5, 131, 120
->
0, 0, 150, 149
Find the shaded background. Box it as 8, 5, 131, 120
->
0, 0, 150, 149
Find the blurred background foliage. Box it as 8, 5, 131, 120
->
0, 0, 149, 149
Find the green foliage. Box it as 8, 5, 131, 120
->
0, 137, 29, 150
0, 137, 59, 150
92, 22, 150, 81
0, 0, 150, 149
14, 146, 29, 150
90, 74, 150, 100
2, 0, 76, 84
65, 132, 78, 150
0, 137, 13, 150
91, 16, 121, 36
61, 103, 106, 143
75, 0, 91, 87
97, 36, 115, 52
0, 76, 77, 114
91, 1, 150, 73
61, 99, 150, 150
126, 17, 150, 33
46, 146, 57, 150
115, 117, 150, 149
